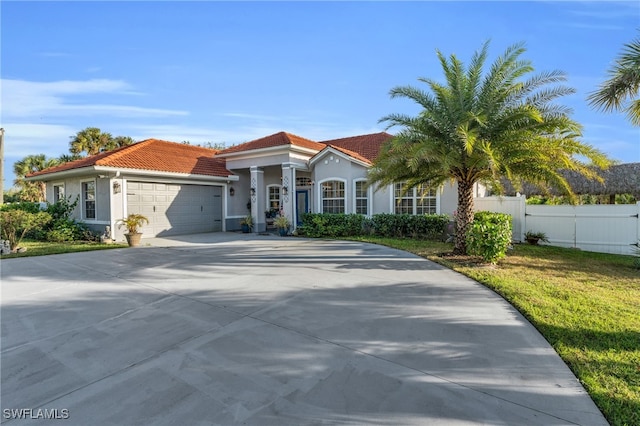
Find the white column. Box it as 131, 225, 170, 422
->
281, 164, 296, 230
250, 167, 265, 232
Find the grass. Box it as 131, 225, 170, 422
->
0, 239, 128, 259
349, 236, 639, 426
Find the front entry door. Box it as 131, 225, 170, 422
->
296, 190, 309, 225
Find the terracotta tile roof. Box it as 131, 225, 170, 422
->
324, 145, 373, 165
219, 131, 326, 154
320, 132, 393, 162
28, 139, 232, 178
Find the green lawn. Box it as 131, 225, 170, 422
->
349, 236, 639, 426
0, 239, 127, 259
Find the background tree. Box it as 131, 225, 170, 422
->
588, 34, 640, 126
69, 128, 136, 156
13, 154, 59, 202
369, 41, 610, 254
58, 153, 84, 164
109, 136, 136, 150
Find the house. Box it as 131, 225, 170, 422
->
27, 131, 482, 241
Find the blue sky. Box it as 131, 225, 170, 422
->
2, 1, 639, 187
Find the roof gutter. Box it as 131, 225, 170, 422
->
26, 166, 238, 182
217, 144, 321, 159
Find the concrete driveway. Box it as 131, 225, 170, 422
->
1, 233, 606, 425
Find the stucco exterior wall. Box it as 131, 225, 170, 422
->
311, 151, 370, 215
371, 184, 392, 214
226, 153, 297, 170
45, 176, 111, 234
226, 169, 251, 219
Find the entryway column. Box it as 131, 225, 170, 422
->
281, 163, 296, 231
250, 166, 265, 232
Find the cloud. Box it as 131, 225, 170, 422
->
1, 78, 188, 119
2, 123, 76, 158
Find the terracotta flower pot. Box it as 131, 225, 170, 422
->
125, 233, 143, 247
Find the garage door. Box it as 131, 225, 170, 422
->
127, 182, 223, 237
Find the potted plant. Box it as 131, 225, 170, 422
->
240, 214, 253, 233
117, 213, 149, 247
273, 215, 290, 237
524, 230, 549, 245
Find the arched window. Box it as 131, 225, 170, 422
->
321, 180, 345, 214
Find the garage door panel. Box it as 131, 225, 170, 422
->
127, 182, 223, 237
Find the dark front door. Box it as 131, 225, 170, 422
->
296, 190, 309, 225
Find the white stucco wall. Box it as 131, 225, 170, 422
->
311, 151, 370, 214
46, 177, 110, 229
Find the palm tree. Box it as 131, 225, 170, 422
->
109, 136, 136, 150
369, 41, 610, 254
69, 127, 114, 156
58, 153, 83, 163
13, 154, 59, 202
588, 35, 640, 126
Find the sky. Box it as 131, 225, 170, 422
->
1, 1, 639, 188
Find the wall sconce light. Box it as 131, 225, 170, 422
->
250, 187, 256, 196
229, 187, 235, 196
112, 181, 121, 194
282, 186, 288, 196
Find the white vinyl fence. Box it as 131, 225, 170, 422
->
475, 196, 640, 255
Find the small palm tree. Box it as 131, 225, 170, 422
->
117, 214, 149, 235
588, 34, 640, 126
13, 154, 59, 202
369, 41, 610, 254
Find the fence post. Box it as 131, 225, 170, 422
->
518, 195, 526, 242
636, 202, 640, 246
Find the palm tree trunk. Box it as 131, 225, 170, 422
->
454, 179, 475, 254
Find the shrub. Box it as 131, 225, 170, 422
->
298, 213, 365, 238
466, 211, 512, 264
46, 195, 79, 222
0, 202, 42, 213
297, 212, 449, 240
369, 213, 449, 239
0, 210, 52, 251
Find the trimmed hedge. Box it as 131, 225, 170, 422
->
297, 213, 365, 238
297, 213, 449, 240
466, 211, 512, 264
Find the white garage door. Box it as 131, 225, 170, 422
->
127, 182, 223, 237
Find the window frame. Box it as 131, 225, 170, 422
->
266, 184, 281, 211
81, 179, 97, 220
393, 182, 438, 215
52, 183, 65, 203
319, 178, 346, 214
353, 179, 370, 216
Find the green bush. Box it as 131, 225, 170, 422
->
298, 213, 365, 238
297, 212, 449, 240
0, 210, 52, 251
0, 202, 43, 213
370, 213, 449, 239
466, 211, 512, 264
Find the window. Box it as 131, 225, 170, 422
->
394, 183, 436, 215
267, 185, 281, 210
53, 184, 65, 202
321, 180, 345, 213
354, 181, 368, 215
296, 176, 312, 187
82, 181, 96, 219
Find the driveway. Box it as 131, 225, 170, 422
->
1, 233, 606, 425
